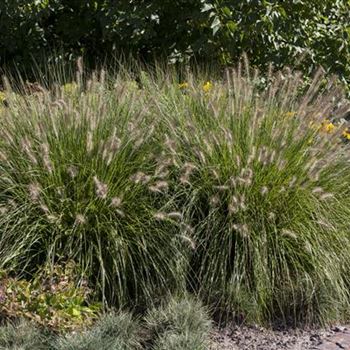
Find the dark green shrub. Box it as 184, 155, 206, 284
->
0, 1, 349, 89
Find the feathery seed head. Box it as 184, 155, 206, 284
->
277, 159, 287, 171
41, 143, 53, 174
281, 229, 297, 240
180, 175, 191, 185
46, 214, 59, 224
155, 170, 169, 179
279, 186, 286, 193
7, 199, 17, 208
236, 155, 241, 168
21, 138, 38, 165
203, 138, 213, 153
165, 134, 177, 154
29, 182, 41, 203
211, 168, 220, 180
241, 167, 253, 180
134, 137, 145, 148
312, 187, 324, 194
0, 150, 8, 162
130, 171, 151, 185
116, 209, 125, 217
180, 235, 196, 250
0, 206, 8, 215
268, 212, 276, 220
67, 165, 78, 178
75, 213, 86, 225
317, 219, 333, 228
228, 202, 239, 214
229, 176, 237, 187
288, 176, 297, 187
269, 150, 276, 164
247, 146, 256, 165
183, 162, 197, 172
110, 197, 122, 208
232, 223, 249, 237
154, 212, 167, 221
197, 150, 206, 164
76, 56, 83, 75
181, 223, 194, 235
237, 177, 251, 186
86, 132, 93, 153
167, 212, 183, 220
40, 203, 49, 213
239, 195, 247, 210
320, 192, 334, 200
93, 176, 108, 199
154, 180, 169, 190
214, 185, 229, 191
149, 180, 169, 193
261, 186, 268, 195
210, 195, 220, 207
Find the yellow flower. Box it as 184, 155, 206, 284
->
285, 111, 296, 118
0, 91, 6, 104
178, 82, 188, 89
62, 82, 78, 95
320, 120, 335, 133
309, 120, 319, 130
342, 129, 350, 140
124, 80, 139, 91
202, 81, 212, 93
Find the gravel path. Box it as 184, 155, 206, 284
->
209, 324, 350, 350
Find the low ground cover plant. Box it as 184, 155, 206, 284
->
1, 62, 350, 327
0, 295, 211, 350
0, 320, 50, 350
52, 312, 142, 350
144, 294, 211, 350
0, 261, 101, 330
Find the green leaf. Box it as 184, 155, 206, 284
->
201, 3, 214, 12
226, 20, 237, 33
211, 16, 221, 35
71, 308, 81, 317
221, 6, 232, 17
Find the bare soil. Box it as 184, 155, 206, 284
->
209, 324, 350, 350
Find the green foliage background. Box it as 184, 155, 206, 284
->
1, 0, 350, 85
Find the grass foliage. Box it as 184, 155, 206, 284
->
0, 296, 210, 349
1, 62, 350, 325
155, 66, 350, 325
0, 320, 50, 350
52, 312, 142, 350
0, 71, 184, 307
145, 294, 211, 350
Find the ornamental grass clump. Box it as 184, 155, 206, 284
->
0, 320, 49, 350
52, 312, 142, 350
152, 64, 350, 325
0, 70, 186, 308
1, 61, 350, 326
144, 293, 212, 350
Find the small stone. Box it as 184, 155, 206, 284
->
332, 326, 346, 332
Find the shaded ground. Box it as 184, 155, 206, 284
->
209, 324, 350, 350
